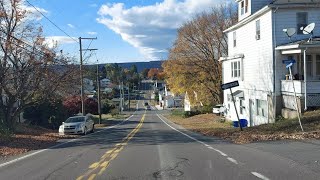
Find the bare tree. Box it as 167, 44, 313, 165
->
163, 4, 237, 105
0, 0, 77, 131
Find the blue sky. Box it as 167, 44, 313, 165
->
27, 0, 227, 64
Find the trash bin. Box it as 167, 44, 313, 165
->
233, 119, 248, 128
233, 121, 239, 127
240, 119, 248, 127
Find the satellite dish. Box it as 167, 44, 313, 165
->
300, 22, 316, 42
283, 28, 296, 43
301, 22, 315, 34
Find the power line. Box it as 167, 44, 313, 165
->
25, 0, 78, 43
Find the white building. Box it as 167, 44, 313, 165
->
100, 78, 111, 88
220, 0, 320, 126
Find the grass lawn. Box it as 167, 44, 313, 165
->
165, 110, 320, 144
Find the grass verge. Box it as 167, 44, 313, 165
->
165, 110, 320, 144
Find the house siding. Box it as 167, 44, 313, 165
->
251, 0, 273, 15
224, 10, 274, 125
274, 8, 320, 46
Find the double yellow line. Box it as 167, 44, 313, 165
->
76, 113, 146, 180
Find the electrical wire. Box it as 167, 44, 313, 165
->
25, 0, 78, 43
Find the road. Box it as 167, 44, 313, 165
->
0, 101, 319, 180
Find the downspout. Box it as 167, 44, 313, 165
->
272, 6, 278, 122
304, 49, 307, 110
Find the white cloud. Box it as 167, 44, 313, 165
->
67, 24, 75, 28
87, 31, 97, 35
97, 0, 227, 60
45, 36, 77, 48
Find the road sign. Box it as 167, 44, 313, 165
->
221, 81, 239, 90
286, 62, 293, 68
282, 59, 296, 65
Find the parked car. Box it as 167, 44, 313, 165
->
59, 114, 94, 135
212, 104, 224, 114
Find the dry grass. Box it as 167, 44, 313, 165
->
165, 110, 320, 144
0, 124, 78, 157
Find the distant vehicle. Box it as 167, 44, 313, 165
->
212, 104, 224, 114
145, 105, 151, 110
59, 115, 94, 135
144, 102, 149, 106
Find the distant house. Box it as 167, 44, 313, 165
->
184, 91, 203, 112
220, 0, 320, 126
100, 78, 111, 88
83, 78, 95, 94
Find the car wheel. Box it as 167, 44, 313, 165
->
91, 124, 94, 133
83, 127, 87, 135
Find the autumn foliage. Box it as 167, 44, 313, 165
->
163, 4, 237, 106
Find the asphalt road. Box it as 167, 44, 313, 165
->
0, 100, 319, 180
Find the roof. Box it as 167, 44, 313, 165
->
275, 37, 320, 50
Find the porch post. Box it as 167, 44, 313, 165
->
304, 49, 307, 110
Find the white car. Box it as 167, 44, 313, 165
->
212, 104, 224, 114
59, 115, 94, 135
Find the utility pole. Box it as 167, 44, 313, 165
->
96, 60, 102, 124
79, 37, 97, 116
128, 84, 130, 111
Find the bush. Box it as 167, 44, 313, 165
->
110, 108, 119, 117
0, 122, 12, 138
200, 105, 213, 114
63, 96, 98, 115
101, 99, 114, 114
23, 99, 68, 129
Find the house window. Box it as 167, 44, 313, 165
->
240, 0, 249, 15
240, 1, 245, 15
231, 61, 241, 78
307, 55, 312, 77
297, 12, 308, 34
227, 94, 232, 102
240, 99, 245, 114
256, 20, 260, 40
316, 55, 320, 76
256, 99, 267, 117
233, 31, 236, 47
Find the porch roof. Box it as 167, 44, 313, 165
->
275, 37, 320, 54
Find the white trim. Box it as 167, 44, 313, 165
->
281, 49, 302, 54
219, 54, 244, 62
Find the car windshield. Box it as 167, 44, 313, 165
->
65, 117, 85, 123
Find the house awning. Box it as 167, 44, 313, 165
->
232, 90, 244, 98
275, 37, 320, 54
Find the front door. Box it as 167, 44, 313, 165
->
249, 99, 255, 126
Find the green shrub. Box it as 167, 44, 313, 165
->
0, 122, 12, 138
200, 105, 213, 114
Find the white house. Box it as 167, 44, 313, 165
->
100, 78, 111, 88
220, 0, 320, 126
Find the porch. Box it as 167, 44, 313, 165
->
281, 80, 320, 107
276, 37, 320, 109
